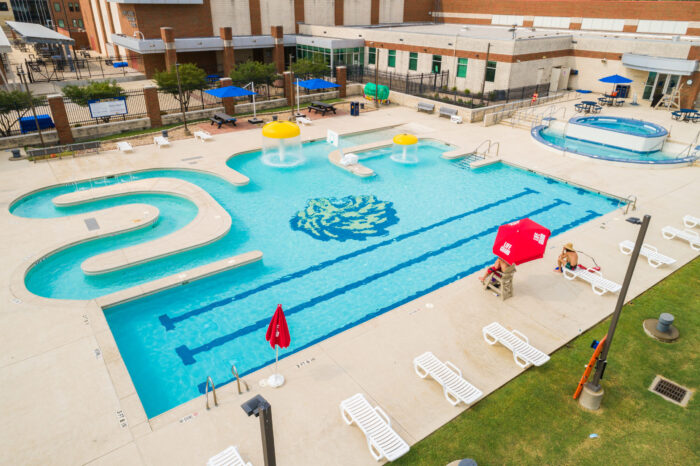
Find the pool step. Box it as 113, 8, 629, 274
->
452, 153, 484, 169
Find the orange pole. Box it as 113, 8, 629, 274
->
573, 335, 607, 400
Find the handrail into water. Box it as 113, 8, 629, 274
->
469, 139, 499, 159
679, 129, 700, 159
622, 195, 637, 215
487, 141, 500, 158
205, 376, 218, 409
231, 364, 250, 395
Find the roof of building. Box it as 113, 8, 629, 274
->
6, 21, 75, 45
0, 26, 11, 53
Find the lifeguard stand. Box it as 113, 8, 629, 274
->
654, 83, 682, 110
483, 264, 516, 301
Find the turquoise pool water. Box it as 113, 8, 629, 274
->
11, 137, 619, 417
572, 116, 666, 137
533, 126, 694, 164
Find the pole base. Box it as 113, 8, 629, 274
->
578, 384, 604, 411
267, 373, 284, 388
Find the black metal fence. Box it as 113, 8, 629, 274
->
347, 65, 553, 109
23, 56, 148, 83
0, 97, 51, 138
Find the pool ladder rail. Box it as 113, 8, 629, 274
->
204, 367, 249, 409
205, 376, 218, 409
232, 364, 250, 395
622, 195, 637, 215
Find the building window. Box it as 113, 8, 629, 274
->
57, 19, 65, 28
485, 61, 497, 82
387, 50, 396, 68
68, 2, 74, 11
78, 19, 83, 28
368, 47, 376, 65
408, 52, 418, 71
75, 3, 79, 11
0, 2, 8, 12
431, 55, 441, 73
72, 19, 77, 27
456, 58, 468, 78
53, 2, 60, 11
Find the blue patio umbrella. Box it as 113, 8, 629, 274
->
205, 85, 258, 117
598, 74, 633, 84
296, 78, 340, 90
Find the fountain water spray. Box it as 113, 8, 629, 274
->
390, 133, 419, 164
261, 121, 305, 167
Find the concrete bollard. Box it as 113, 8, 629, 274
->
656, 313, 674, 333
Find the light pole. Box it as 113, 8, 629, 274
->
241, 395, 276, 466
17, 68, 45, 147
580, 214, 651, 410
174, 63, 190, 136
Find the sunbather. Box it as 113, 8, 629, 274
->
555, 242, 578, 272
479, 257, 510, 283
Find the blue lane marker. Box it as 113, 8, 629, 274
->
160, 187, 538, 330
177, 198, 568, 365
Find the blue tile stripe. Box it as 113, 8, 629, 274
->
178, 197, 569, 366
160, 187, 539, 330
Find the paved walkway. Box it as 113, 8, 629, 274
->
0, 101, 698, 465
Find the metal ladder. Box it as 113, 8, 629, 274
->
205, 376, 218, 409
231, 364, 250, 395
622, 195, 637, 215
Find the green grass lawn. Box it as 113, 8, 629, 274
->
396, 258, 699, 465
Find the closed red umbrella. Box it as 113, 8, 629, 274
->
265, 304, 290, 387
492, 218, 551, 265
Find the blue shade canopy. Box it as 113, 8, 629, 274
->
296, 78, 340, 90
598, 74, 633, 84
205, 86, 257, 98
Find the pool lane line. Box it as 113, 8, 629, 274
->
177, 198, 574, 365
192, 207, 603, 394
159, 187, 539, 331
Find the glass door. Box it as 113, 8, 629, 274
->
642, 72, 656, 100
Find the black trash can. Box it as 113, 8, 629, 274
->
161, 130, 168, 138
10, 149, 21, 158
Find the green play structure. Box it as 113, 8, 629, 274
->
363, 82, 390, 102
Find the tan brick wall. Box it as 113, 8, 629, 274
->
403, 0, 434, 22
78, 0, 101, 52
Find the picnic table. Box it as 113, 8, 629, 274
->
19, 114, 55, 134
213, 112, 237, 126
308, 101, 337, 116
672, 108, 699, 122
575, 101, 602, 114
206, 74, 221, 84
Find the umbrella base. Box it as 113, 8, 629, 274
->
267, 373, 285, 388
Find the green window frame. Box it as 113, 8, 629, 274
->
57, 19, 65, 28
456, 58, 468, 78
368, 47, 376, 65
431, 55, 442, 74
408, 52, 418, 71
53, 2, 60, 11
485, 61, 497, 82
387, 50, 396, 68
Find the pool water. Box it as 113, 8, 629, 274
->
11, 138, 619, 417
574, 116, 665, 137
535, 126, 693, 164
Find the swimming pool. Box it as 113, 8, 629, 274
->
11, 137, 619, 417
571, 116, 667, 138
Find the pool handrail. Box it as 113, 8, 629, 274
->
231, 364, 250, 395
205, 376, 218, 409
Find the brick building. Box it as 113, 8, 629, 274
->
77, 0, 699, 107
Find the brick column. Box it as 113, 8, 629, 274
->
160, 27, 177, 71
335, 0, 344, 26
283, 71, 296, 107
271, 26, 285, 74
220, 27, 235, 77
336, 66, 347, 98
144, 85, 162, 128
219, 77, 236, 115
370, 0, 380, 25
47, 94, 74, 145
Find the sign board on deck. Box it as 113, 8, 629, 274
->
88, 96, 128, 119
327, 129, 339, 147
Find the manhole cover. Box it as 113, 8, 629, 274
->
649, 375, 692, 407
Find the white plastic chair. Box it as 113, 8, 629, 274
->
154, 136, 170, 149
414, 352, 482, 406
296, 116, 312, 126
482, 322, 550, 368
450, 114, 463, 124
207, 446, 252, 466
116, 141, 133, 152
661, 226, 700, 251
194, 130, 213, 141
619, 240, 676, 268
340, 393, 410, 462
562, 266, 621, 295
683, 215, 699, 229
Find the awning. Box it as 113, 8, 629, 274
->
6, 21, 75, 45
622, 53, 697, 75
0, 27, 11, 54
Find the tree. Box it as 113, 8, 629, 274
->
62, 80, 125, 122
0, 90, 44, 137
291, 57, 329, 79
153, 63, 207, 111
229, 61, 279, 86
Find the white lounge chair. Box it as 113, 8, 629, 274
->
413, 352, 482, 406
619, 240, 676, 268
661, 226, 700, 251
482, 322, 550, 368
340, 393, 410, 462
154, 136, 170, 149
207, 446, 252, 466
562, 266, 621, 295
296, 116, 312, 126
194, 130, 213, 141
116, 141, 133, 152
450, 114, 463, 124
683, 215, 699, 229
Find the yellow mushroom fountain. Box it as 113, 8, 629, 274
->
261, 121, 304, 167
391, 133, 419, 164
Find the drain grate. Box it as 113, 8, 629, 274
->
649, 375, 692, 407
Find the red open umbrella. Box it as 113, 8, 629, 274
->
265, 304, 290, 387
492, 218, 551, 265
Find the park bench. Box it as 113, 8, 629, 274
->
417, 102, 435, 113
27, 141, 101, 162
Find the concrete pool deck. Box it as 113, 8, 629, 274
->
0, 102, 698, 465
